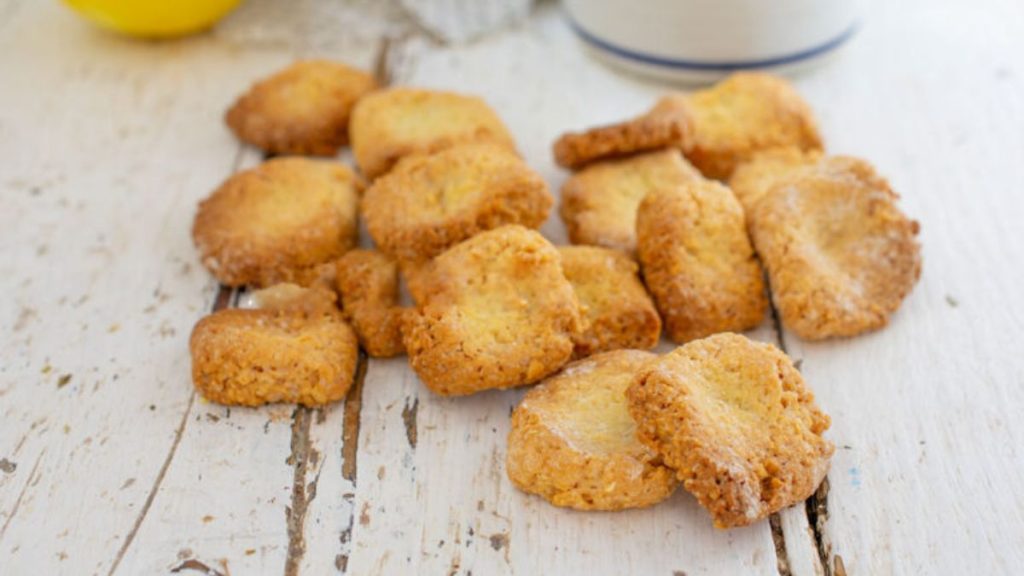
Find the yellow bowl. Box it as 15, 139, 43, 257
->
63, 0, 243, 39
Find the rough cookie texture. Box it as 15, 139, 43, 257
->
728, 147, 823, 211
675, 72, 823, 180
507, 350, 677, 510
558, 246, 661, 358
636, 181, 767, 342
192, 157, 361, 287
552, 100, 692, 170
402, 225, 583, 396
225, 60, 378, 156
749, 157, 922, 339
626, 333, 834, 528
190, 307, 359, 407
559, 149, 702, 253
362, 143, 552, 264
336, 249, 405, 357
349, 88, 517, 179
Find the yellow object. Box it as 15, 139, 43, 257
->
63, 0, 243, 39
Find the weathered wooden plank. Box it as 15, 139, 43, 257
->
0, 3, 373, 573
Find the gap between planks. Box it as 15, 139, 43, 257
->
767, 277, 836, 576
284, 32, 414, 575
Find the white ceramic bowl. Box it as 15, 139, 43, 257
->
563, 0, 860, 84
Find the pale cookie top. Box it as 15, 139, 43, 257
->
681, 72, 823, 180
350, 88, 517, 179
560, 148, 702, 253
362, 142, 551, 264
507, 349, 677, 511
749, 156, 922, 340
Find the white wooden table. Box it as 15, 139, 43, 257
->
2, 1, 1023, 574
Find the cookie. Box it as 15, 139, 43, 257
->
507, 350, 677, 510
225, 60, 378, 156
678, 72, 823, 180
239, 282, 339, 315
636, 181, 767, 342
728, 147, 823, 211
402, 225, 583, 396
626, 333, 834, 528
336, 249, 405, 357
192, 157, 362, 287
558, 246, 661, 357
552, 99, 692, 170
190, 307, 359, 407
748, 157, 922, 339
362, 143, 552, 264
559, 149, 702, 253
349, 88, 517, 179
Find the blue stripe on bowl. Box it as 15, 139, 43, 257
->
568, 17, 859, 71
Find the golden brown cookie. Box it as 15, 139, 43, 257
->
558, 246, 661, 357
559, 149, 702, 253
192, 157, 362, 287
728, 147, 823, 211
626, 333, 833, 528
636, 181, 767, 342
677, 72, 823, 180
336, 249, 405, 357
225, 60, 378, 156
507, 350, 677, 510
552, 99, 693, 170
190, 307, 359, 407
397, 258, 431, 306
349, 88, 517, 179
749, 157, 922, 339
362, 143, 552, 264
402, 225, 583, 396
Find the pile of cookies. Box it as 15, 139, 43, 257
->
188, 60, 921, 528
